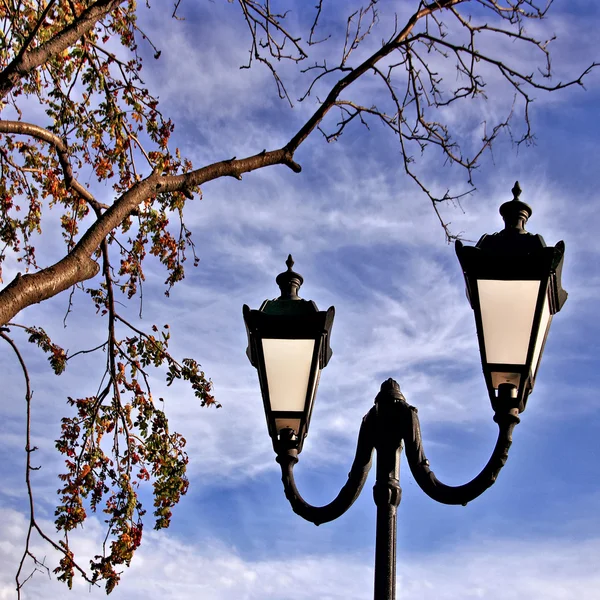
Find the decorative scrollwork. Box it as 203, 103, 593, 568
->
401, 401, 520, 506
275, 378, 521, 525
276, 407, 377, 525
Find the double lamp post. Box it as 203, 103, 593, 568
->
242, 183, 567, 600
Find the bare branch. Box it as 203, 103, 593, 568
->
287, 0, 466, 152
308, 0, 330, 46
0, 329, 96, 596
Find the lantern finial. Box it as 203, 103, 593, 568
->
276, 254, 304, 300
511, 181, 522, 201
499, 181, 532, 232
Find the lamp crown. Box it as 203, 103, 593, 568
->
499, 181, 532, 232
276, 254, 304, 300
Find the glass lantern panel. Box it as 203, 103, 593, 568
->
262, 338, 316, 412
531, 293, 552, 378
477, 279, 540, 365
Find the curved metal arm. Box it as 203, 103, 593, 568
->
275, 406, 376, 525
402, 400, 521, 506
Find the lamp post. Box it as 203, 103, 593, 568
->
243, 183, 567, 600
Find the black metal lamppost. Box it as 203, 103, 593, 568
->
243, 183, 567, 600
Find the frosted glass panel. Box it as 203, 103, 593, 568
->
531, 294, 552, 378
477, 280, 540, 365
262, 339, 316, 412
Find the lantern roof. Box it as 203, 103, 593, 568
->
259, 255, 321, 316
476, 181, 547, 255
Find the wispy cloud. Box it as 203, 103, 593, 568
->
2, 506, 599, 600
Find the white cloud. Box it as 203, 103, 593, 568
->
2, 506, 599, 600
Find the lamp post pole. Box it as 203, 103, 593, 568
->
372, 381, 403, 600
243, 183, 566, 600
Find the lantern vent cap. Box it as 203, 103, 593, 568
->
276, 255, 304, 300
499, 181, 533, 231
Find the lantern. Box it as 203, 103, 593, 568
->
456, 182, 567, 412
243, 256, 334, 451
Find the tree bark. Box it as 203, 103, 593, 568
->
0, 148, 302, 325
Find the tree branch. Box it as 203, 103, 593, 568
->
1, 0, 596, 323
0, 120, 107, 211
0, 0, 122, 100
0, 329, 95, 596
286, 0, 466, 152
0, 141, 305, 326
0, 171, 160, 326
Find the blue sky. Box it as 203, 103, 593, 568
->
1, 1, 599, 598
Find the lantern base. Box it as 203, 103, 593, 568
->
492, 383, 523, 420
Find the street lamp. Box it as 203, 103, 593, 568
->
243, 183, 567, 600
456, 182, 567, 413
242, 255, 334, 452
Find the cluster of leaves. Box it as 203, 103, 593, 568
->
20, 317, 215, 593
0, 134, 46, 279
0, 0, 196, 282
54, 389, 182, 594
117, 185, 200, 300
25, 325, 67, 374
0, 3, 211, 590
